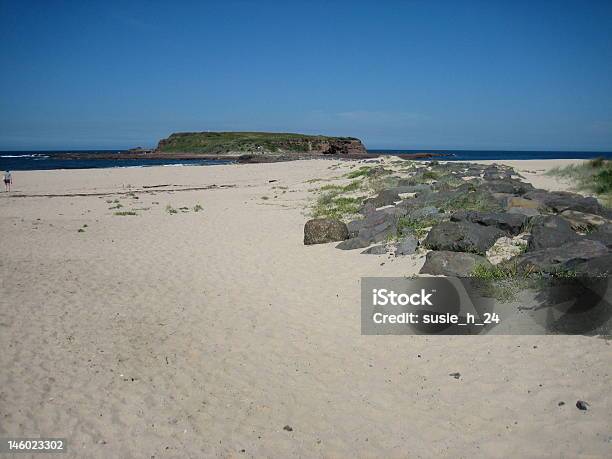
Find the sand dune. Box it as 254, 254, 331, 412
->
1, 159, 610, 458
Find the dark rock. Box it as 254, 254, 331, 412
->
392, 184, 431, 194
507, 206, 541, 217
419, 251, 492, 276
575, 400, 589, 411
484, 179, 534, 195
359, 201, 377, 215
359, 222, 396, 244
388, 185, 429, 194
424, 221, 504, 255
482, 165, 514, 181
527, 216, 581, 250
569, 254, 612, 276
355, 209, 399, 243
514, 240, 608, 273
347, 219, 365, 238
451, 210, 527, 236
524, 190, 605, 215
585, 223, 612, 248
361, 244, 388, 255
360, 189, 400, 211
335, 237, 371, 250
560, 210, 608, 232
283, 425, 293, 432
449, 372, 461, 379
304, 218, 349, 245
395, 236, 418, 256
409, 206, 439, 219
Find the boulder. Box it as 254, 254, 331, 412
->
347, 219, 365, 238
423, 221, 504, 255
391, 184, 431, 194
395, 236, 418, 256
527, 215, 581, 251
360, 189, 400, 212
335, 237, 371, 250
304, 218, 349, 245
506, 196, 541, 211
507, 206, 540, 217
560, 210, 608, 232
354, 208, 399, 243
420, 251, 492, 277
585, 223, 612, 248
483, 179, 534, 195
514, 240, 608, 274
451, 210, 527, 235
409, 206, 439, 219
570, 254, 612, 276
361, 244, 388, 255
523, 190, 604, 215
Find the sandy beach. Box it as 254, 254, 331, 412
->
1, 158, 610, 458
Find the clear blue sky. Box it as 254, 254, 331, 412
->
1, 0, 611, 151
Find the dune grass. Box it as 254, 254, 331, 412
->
547, 158, 612, 205
114, 211, 137, 216
312, 193, 364, 220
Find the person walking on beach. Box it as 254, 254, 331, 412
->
3, 170, 12, 192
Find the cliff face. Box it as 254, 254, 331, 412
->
156, 132, 367, 156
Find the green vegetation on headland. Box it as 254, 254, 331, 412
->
157, 131, 365, 156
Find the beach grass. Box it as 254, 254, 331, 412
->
114, 210, 137, 216
312, 193, 364, 220
397, 216, 439, 238
546, 158, 612, 205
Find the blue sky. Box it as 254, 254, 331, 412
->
1, 0, 611, 151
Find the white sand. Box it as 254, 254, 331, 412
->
0, 159, 610, 458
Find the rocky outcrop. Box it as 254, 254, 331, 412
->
313, 160, 611, 278
157, 132, 368, 157
304, 218, 349, 245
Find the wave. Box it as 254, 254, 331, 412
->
1, 154, 49, 158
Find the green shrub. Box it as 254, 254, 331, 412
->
312, 194, 363, 220
422, 171, 440, 180
396, 216, 439, 238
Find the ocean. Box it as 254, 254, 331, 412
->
1, 149, 611, 171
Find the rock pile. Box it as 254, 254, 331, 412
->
304, 160, 612, 277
